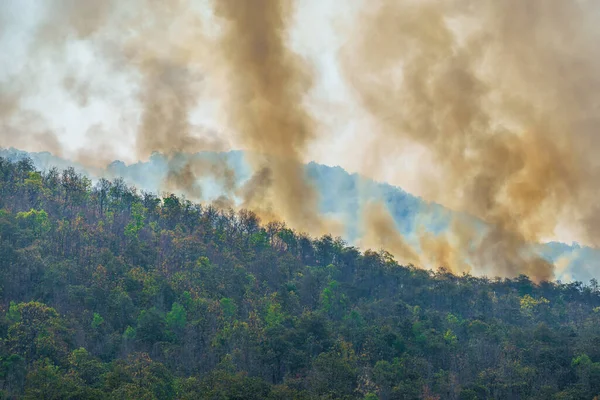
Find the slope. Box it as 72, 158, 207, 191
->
1, 147, 597, 282
1, 156, 600, 399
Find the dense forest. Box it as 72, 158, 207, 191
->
1, 157, 600, 399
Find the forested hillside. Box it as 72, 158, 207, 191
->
3, 147, 598, 283
2, 157, 600, 399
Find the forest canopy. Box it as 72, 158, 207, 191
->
1, 156, 600, 399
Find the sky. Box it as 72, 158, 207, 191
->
0, 2, 342, 158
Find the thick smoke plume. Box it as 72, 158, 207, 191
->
342, 0, 600, 280
1, 0, 326, 226
213, 0, 330, 234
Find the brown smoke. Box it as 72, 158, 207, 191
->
0, 1, 237, 198
130, 49, 236, 200
341, 0, 600, 281
238, 166, 274, 219
360, 201, 420, 265
114, 1, 241, 199
3, 0, 323, 233
164, 155, 237, 202
418, 218, 475, 276
0, 48, 63, 156
212, 0, 329, 235
0, 79, 64, 157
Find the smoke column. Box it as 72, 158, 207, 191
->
213, 0, 333, 234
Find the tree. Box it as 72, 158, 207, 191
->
308, 340, 358, 398
135, 308, 166, 346
6, 302, 70, 366
104, 353, 175, 399
165, 302, 187, 341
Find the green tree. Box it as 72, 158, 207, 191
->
6, 302, 70, 365
165, 302, 187, 340
135, 308, 166, 345
16, 209, 51, 237
91, 313, 104, 330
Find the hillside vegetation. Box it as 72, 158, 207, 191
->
3, 147, 598, 283
1, 157, 600, 399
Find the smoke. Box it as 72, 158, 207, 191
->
0, 24, 63, 157
0, 76, 63, 156
341, 0, 600, 281
0, 0, 239, 199
1, 1, 117, 163
360, 201, 420, 265
2, 0, 327, 233
212, 0, 333, 235
163, 154, 238, 202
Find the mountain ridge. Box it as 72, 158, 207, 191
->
0, 146, 597, 283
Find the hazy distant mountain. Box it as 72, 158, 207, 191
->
2, 146, 598, 282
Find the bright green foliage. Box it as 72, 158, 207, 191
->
7, 301, 20, 323
572, 354, 592, 368
520, 294, 550, 316
446, 313, 460, 325
321, 280, 348, 318
23, 171, 43, 189
264, 294, 284, 329
15, 209, 50, 236
165, 302, 186, 339
1, 157, 600, 399
250, 230, 269, 249
444, 329, 458, 346
91, 313, 104, 329
123, 326, 136, 340
124, 202, 146, 239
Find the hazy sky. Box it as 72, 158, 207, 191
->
0, 1, 433, 199
2, 4, 355, 160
